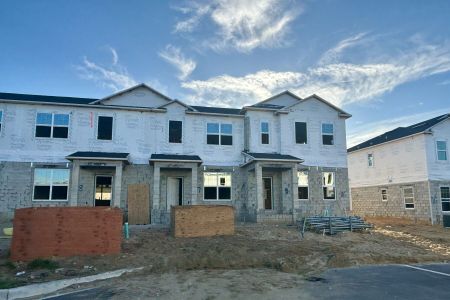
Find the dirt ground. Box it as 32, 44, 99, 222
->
0, 219, 449, 289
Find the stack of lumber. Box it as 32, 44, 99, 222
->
299, 216, 372, 236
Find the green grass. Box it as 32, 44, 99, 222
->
0, 261, 16, 270
27, 259, 59, 270
0, 278, 22, 289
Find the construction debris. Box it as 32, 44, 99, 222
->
299, 216, 373, 236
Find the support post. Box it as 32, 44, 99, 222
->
191, 164, 198, 205
153, 164, 160, 211
255, 163, 263, 211
69, 161, 80, 206
113, 163, 122, 207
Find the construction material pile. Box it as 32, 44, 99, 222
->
299, 216, 373, 236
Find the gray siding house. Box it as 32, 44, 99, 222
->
0, 84, 351, 224
348, 114, 450, 225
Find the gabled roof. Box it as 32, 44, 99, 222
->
280, 94, 352, 118
0, 92, 96, 105
66, 151, 130, 161
348, 113, 450, 153
157, 99, 196, 111
190, 106, 243, 115
91, 83, 173, 104
150, 154, 202, 163
249, 90, 303, 109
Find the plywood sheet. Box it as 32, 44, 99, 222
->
128, 184, 150, 225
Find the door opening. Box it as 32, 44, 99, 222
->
167, 177, 183, 208
95, 175, 113, 206
263, 177, 273, 210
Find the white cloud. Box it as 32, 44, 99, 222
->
158, 45, 197, 80
182, 41, 450, 107
347, 108, 450, 147
318, 32, 368, 65
173, 0, 302, 53
75, 49, 137, 91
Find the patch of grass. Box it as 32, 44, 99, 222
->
0, 278, 21, 289
27, 259, 59, 270
0, 261, 16, 270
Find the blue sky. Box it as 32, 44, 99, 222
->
1, 0, 450, 146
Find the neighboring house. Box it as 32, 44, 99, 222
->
348, 114, 450, 225
0, 84, 351, 224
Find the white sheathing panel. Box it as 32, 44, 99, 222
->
100, 86, 170, 108
262, 93, 299, 107
247, 97, 348, 168
425, 119, 450, 180
0, 103, 244, 165
348, 134, 429, 188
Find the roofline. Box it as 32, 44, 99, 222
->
149, 158, 203, 163
0, 98, 167, 112
278, 94, 351, 118
242, 106, 281, 112
347, 131, 432, 154
185, 111, 244, 118
241, 152, 304, 167
251, 90, 303, 107
157, 99, 197, 111
65, 156, 130, 161
91, 83, 173, 104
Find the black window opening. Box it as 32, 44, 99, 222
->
441, 187, 450, 212
97, 116, 113, 140
169, 120, 182, 143
295, 122, 307, 144
35, 113, 70, 139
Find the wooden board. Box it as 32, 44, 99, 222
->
127, 184, 150, 225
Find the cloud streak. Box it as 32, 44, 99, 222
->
158, 45, 197, 80
318, 32, 368, 65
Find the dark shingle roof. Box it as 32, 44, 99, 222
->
246, 152, 303, 161
348, 113, 450, 153
150, 154, 202, 162
250, 103, 285, 109
190, 106, 242, 115
66, 151, 129, 160
0, 92, 97, 105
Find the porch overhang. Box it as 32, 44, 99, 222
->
240, 152, 304, 168
149, 154, 203, 165
66, 151, 130, 163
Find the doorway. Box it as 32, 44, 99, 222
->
167, 177, 183, 208
263, 177, 273, 210
95, 175, 113, 206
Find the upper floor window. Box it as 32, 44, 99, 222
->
33, 168, 70, 201
203, 172, 232, 201
0, 110, 3, 132
322, 172, 336, 200
322, 123, 334, 145
298, 171, 309, 200
295, 122, 307, 144
35, 113, 69, 138
207, 123, 233, 145
261, 122, 269, 144
403, 187, 415, 209
436, 140, 448, 161
368, 153, 374, 167
169, 120, 182, 143
441, 187, 450, 212
97, 116, 113, 140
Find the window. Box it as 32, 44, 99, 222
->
295, 122, 307, 144
322, 172, 336, 200
322, 123, 334, 145
436, 141, 448, 161
441, 187, 450, 212
0, 110, 3, 132
35, 113, 69, 138
203, 172, 232, 200
261, 122, 269, 144
207, 123, 233, 145
403, 187, 415, 209
381, 189, 388, 201
169, 120, 182, 143
298, 171, 309, 200
33, 168, 70, 201
97, 116, 113, 140
368, 153, 374, 167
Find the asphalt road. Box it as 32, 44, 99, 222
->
44, 263, 450, 300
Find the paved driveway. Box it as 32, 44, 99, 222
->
44, 263, 450, 300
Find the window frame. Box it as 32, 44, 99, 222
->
321, 122, 334, 146
381, 188, 388, 201
168, 120, 183, 144
297, 171, 309, 200
368, 153, 374, 167
35, 112, 70, 139
295, 121, 308, 144
436, 140, 448, 161
203, 172, 232, 201
322, 171, 336, 200
261, 121, 270, 145
32, 168, 70, 202
440, 186, 450, 212
402, 186, 415, 209
206, 122, 233, 146
96, 115, 114, 141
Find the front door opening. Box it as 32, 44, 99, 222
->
167, 177, 183, 208
95, 175, 113, 206
263, 177, 273, 210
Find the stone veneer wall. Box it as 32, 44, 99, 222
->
351, 181, 432, 222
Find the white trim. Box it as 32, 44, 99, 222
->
262, 176, 274, 210
402, 186, 415, 210
436, 139, 448, 161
